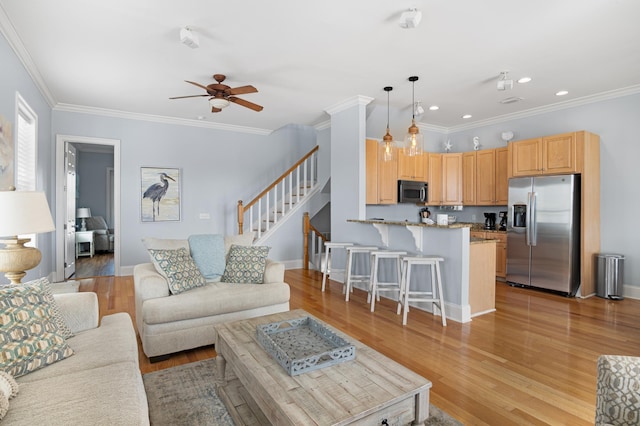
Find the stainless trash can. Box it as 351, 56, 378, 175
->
595, 254, 624, 300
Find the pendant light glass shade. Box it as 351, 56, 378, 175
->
404, 76, 424, 157
381, 86, 395, 162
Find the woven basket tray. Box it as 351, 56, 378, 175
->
256, 316, 356, 376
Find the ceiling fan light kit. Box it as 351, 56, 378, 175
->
403, 76, 424, 157
209, 98, 230, 109
180, 27, 199, 49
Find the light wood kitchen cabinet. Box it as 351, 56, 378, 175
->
366, 138, 397, 204
462, 152, 476, 205
509, 132, 580, 177
471, 231, 507, 279
426, 153, 442, 205
442, 153, 463, 205
495, 147, 508, 204
469, 239, 497, 315
476, 149, 496, 205
397, 151, 427, 181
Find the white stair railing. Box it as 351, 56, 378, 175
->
237, 146, 319, 238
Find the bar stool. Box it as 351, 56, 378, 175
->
344, 245, 378, 301
321, 242, 353, 292
397, 255, 446, 326
368, 250, 407, 312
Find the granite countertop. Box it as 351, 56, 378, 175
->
348, 219, 472, 229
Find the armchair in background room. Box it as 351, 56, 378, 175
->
85, 216, 114, 252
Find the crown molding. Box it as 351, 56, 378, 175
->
314, 120, 331, 131
53, 103, 272, 135
324, 95, 374, 116
0, 4, 56, 107
445, 84, 640, 133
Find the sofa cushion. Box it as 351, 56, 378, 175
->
188, 234, 225, 280
25, 278, 74, 339
0, 281, 74, 378
148, 248, 206, 295
221, 245, 270, 284
142, 281, 290, 325
142, 237, 190, 278
224, 233, 255, 257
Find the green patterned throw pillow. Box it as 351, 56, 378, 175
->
221, 245, 270, 284
148, 248, 206, 295
0, 281, 75, 378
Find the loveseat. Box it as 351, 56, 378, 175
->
133, 234, 290, 360
2, 287, 149, 424
85, 215, 114, 252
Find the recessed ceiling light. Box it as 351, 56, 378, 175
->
462, 114, 472, 119
517, 77, 532, 84
429, 105, 439, 111
556, 90, 569, 96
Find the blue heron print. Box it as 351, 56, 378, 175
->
141, 168, 180, 222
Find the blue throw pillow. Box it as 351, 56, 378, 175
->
188, 234, 225, 280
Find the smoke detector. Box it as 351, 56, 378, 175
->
399, 8, 422, 29
497, 71, 513, 91
180, 27, 199, 49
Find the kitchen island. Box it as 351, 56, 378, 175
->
346, 219, 497, 322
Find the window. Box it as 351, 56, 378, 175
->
15, 93, 38, 246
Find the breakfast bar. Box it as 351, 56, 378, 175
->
346, 219, 497, 322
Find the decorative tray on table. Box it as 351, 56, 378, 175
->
256, 316, 356, 376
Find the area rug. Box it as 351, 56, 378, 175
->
143, 358, 462, 426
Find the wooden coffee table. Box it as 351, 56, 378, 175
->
214, 309, 432, 425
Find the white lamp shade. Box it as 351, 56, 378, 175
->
209, 98, 230, 109
76, 207, 92, 219
0, 191, 55, 237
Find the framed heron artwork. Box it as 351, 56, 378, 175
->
140, 167, 181, 222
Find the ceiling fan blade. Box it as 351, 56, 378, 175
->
228, 85, 258, 95
211, 107, 222, 113
229, 96, 263, 112
185, 80, 209, 91
169, 94, 209, 99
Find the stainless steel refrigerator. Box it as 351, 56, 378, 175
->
506, 174, 581, 296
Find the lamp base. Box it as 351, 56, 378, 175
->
0, 237, 42, 285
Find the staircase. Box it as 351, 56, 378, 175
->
237, 146, 320, 242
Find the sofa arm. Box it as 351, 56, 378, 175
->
264, 258, 285, 283
53, 292, 99, 334
133, 263, 170, 333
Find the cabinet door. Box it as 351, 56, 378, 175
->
462, 152, 476, 205
397, 151, 427, 181
476, 149, 496, 205
427, 153, 442, 205
378, 146, 398, 204
543, 133, 576, 174
442, 153, 463, 205
366, 139, 379, 204
494, 147, 508, 205
510, 138, 543, 177
493, 233, 507, 278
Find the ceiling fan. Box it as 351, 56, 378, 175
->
169, 74, 263, 113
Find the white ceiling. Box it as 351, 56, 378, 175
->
1, 0, 640, 134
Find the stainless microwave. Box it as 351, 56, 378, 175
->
398, 180, 428, 203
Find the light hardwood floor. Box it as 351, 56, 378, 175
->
80, 269, 640, 425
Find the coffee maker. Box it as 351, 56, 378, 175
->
498, 211, 507, 231
484, 212, 496, 230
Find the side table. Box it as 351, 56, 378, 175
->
76, 230, 95, 258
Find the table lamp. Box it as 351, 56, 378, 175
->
76, 207, 91, 231
0, 190, 56, 284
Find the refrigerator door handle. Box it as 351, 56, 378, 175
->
526, 192, 532, 245
530, 192, 538, 246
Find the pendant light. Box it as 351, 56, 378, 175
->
404, 76, 424, 157
382, 86, 395, 162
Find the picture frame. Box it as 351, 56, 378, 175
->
140, 167, 181, 222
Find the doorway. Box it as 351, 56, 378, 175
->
55, 135, 121, 282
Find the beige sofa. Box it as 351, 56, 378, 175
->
5, 292, 149, 425
133, 236, 290, 360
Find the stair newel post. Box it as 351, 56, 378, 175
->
237, 200, 244, 235
303, 212, 310, 270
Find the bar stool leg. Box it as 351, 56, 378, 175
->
367, 253, 378, 307
321, 247, 331, 292
402, 262, 412, 326
344, 250, 353, 300
397, 259, 407, 316
435, 260, 447, 326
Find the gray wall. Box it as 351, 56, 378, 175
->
0, 32, 54, 284
76, 150, 113, 226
